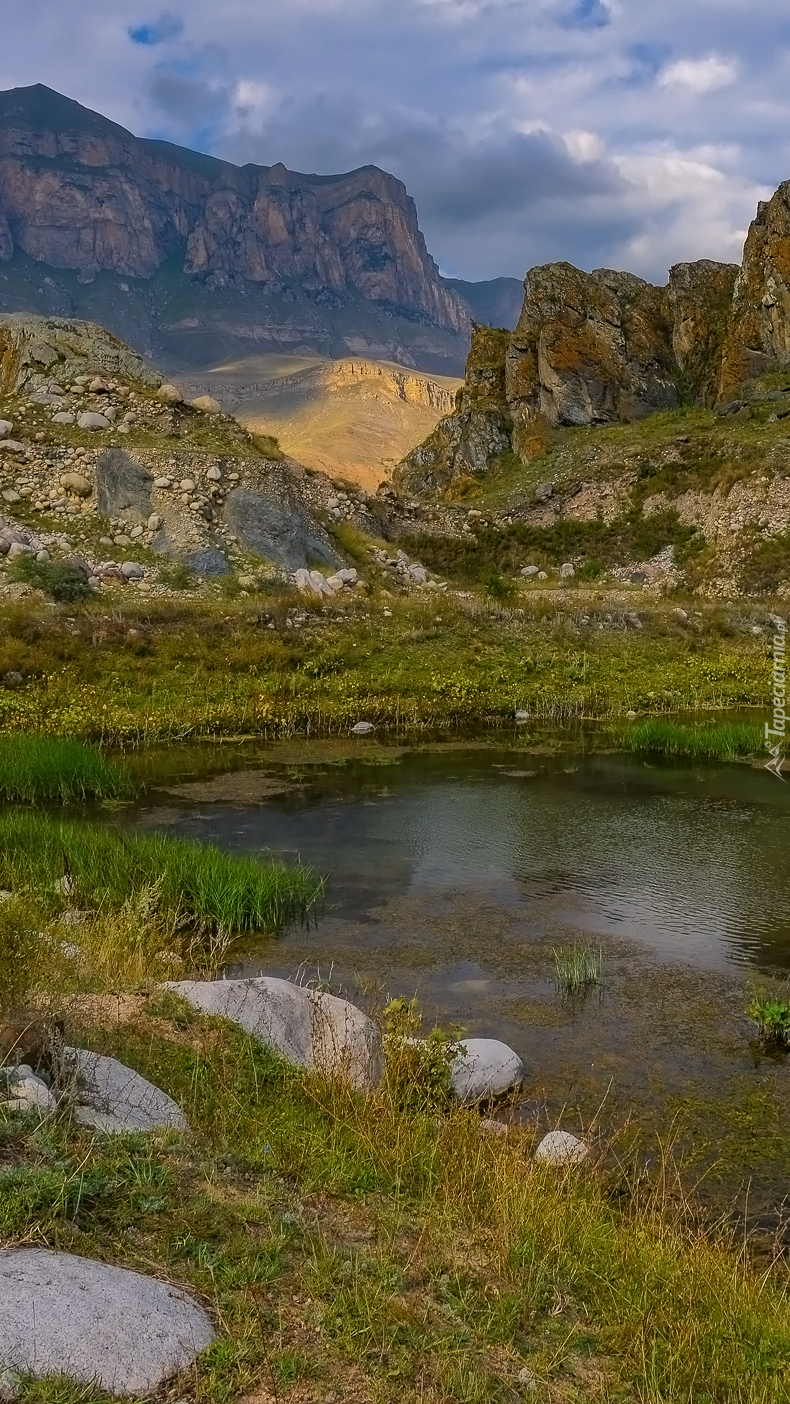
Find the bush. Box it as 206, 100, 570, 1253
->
481, 565, 517, 601
747, 993, 790, 1046
382, 996, 464, 1110
157, 561, 194, 590
8, 555, 92, 602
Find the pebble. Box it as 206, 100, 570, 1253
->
153, 477, 171, 488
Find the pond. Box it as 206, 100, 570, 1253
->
132, 738, 790, 1239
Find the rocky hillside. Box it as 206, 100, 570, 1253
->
0, 85, 475, 375
0, 313, 406, 595
181, 355, 462, 491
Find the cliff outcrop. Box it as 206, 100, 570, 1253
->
397, 257, 741, 495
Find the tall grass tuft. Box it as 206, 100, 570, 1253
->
0, 812, 323, 937
0, 736, 132, 802
554, 942, 604, 994
614, 717, 763, 761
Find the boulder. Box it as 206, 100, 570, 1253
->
351, 721, 374, 735
560, 562, 575, 578
2, 1067, 56, 1115
521, 565, 540, 577
185, 547, 231, 576
95, 448, 153, 524
224, 484, 341, 572
120, 561, 144, 580
77, 412, 111, 431
59, 472, 92, 497
156, 383, 182, 405
190, 395, 222, 414
534, 1130, 588, 1165
52, 412, 75, 424
449, 1038, 523, 1106
165, 977, 383, 1091
0, 421, 12, 438
63, 1047, 189, 1135
0, 1248, 215, 1394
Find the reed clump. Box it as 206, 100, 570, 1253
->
614, 716, 763, 761
554, 942, 604, 994
0, 811, 323, 938
0, 736, 131, 802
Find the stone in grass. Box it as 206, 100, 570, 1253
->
0, 421, 12, 439
3, 1067, 56, 1115
450, 1038, 524, 1106
0, 1248, 215, 1395
534, 1130, 588, 1165
77, 412, 111, 431
63, 1046, 189, 1135
351, 720, 375, 735
166, 976, 383, 1091
120, 561, 144, 580
185, 546, 231, 576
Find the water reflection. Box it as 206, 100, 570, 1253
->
140, 748, 790, 972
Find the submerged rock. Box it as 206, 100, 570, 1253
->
166, 977, 383, 1090
0, 1248, 215, 1394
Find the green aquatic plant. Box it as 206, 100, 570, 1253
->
0, 811, 323, 938
554, 942, 604, 995
0, 736, 131, 802
614, 717, 763, 762
747, 994, 790, 1047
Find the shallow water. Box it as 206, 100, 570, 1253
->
133, 740, 790, 1229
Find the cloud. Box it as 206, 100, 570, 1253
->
1, 0, 788, 286
659, 54, 739, 94
128, 11, 184, 45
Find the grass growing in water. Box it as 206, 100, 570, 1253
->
747, 992, 790, 1047
0, 812, 322, 937
613, 716, 764, 761
0, 736, 131, 802
554, 942, 604, 994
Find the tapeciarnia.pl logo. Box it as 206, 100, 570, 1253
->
765, 615, 787, 781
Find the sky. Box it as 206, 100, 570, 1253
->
1, 0, 787, 285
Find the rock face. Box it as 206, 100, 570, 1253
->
0, 313, 159, 395
720, 181, 790, 400
397, 258, 740, 494
166, 976, 383, 1090
0, 1248, 215, 1394
0, 85, 467, 355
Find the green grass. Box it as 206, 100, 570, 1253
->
0, 737, 131, 802
0, 812, 323, 937
553, 942, 604, 994
8, 555, 92, 603
4, 1003, 790, 1403
612, 717, 765, 761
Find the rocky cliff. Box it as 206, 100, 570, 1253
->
398, 250, 750, 495
0, 85, 472, 374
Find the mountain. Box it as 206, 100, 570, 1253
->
0, 84, 479, 375
178, 355, 462, 491
445, 277, 524, 331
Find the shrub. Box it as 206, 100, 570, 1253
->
382, 996, 465, 1110
157, 561, 194, 590
747, 993, 790, 1046
8, 555, 92, 602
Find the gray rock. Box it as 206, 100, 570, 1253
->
308, 569, 333, 596
120, 561, 144, 580
450, 1038, 524, 1105
89, 377, 109, 393
77, 412, 111, 431
337, 567, 358, 583
630, 570, 647, 584
185, 547, 231, 576
0, 442, 26, 455
534, 482, 554, 502
59, 472, 92, 497
0, 1248, 214, 1394
673, 607, 689, 625
63, 1046, 189, 1135
224, 484, 341, 573
480, 1117, 509, 1137
95, 448, 153, 524
625, 612, 643, 630
409, 565, 428, 584
4, 1070, 56, 1116
156, 383, 182, 404
560, 562, 575, 578
191, 395, 222, 414
520, 565, 540, 577
6, 542, 30, 558
537, 570, 547, 580
534, 1130, 588, 1165
165, 977, 383, 1090
52, 412, 75, 424
3, 672, 23, 688
351, 721, 375, 735
515, 709, 530, 722
0, 421, 12, 439
1, 490, 20, 504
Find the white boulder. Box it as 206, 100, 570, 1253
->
3, 1067, 56, 1116
166, 977, 383, 1090
63, 1047, 189, 1135
534, 1130, 588, 1165
450, 1038, 523, 1106
351, 720, 374, 735
0, 1249, 215, 1395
